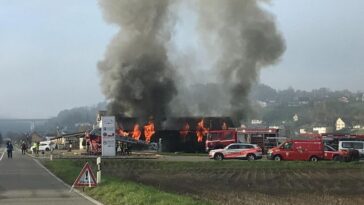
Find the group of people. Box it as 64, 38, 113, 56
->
4, 141, 29, 159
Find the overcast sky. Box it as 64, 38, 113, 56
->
1, 0, 363, 118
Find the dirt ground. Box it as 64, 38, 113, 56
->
101, 160, 364, 205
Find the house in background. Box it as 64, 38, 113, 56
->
30, 132, 44, 144
336, 118, 346, 131
293, 114, 299, 122
299, 129, 306, 134
313, 127, 331, 134
353, 125, 361, 129
51, 132, 85, 150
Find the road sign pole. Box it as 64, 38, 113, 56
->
88, 170, 91, 188
97, 157, 101, 184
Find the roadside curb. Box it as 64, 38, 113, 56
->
32, 158, 104, 205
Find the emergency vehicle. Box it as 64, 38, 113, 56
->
323, 144, 341, 161
267, 139, 324, 161
205, 128, 281, 153
208, 143, 263, 161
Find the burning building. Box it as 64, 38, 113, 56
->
115, 116, 234, 152
95, 0, 285, 152
97, 0, 285, 123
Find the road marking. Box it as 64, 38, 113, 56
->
0, 151, 4, 161
32, 158, 104, 205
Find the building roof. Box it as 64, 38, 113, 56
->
51, 132, 85, 140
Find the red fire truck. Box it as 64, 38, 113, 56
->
205, 128, 282, 153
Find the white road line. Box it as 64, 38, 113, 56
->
32, 158, 104, 205
0, 151, 4, 161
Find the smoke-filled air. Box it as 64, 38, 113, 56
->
98, 0, 285, 122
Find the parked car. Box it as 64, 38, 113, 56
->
323, 145, 341, 161
39, 141, 56, 152
205, 128, 279, 153
338, 141, 364, 158
208, 143, 263, 161
267, 140, 324, 161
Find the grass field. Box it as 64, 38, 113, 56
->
44, 159, 364, 205
43, 160, 212, 205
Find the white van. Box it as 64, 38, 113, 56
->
339, 141, 364, 157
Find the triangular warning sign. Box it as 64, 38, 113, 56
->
72, 162, 97, 187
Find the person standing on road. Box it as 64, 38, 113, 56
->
21, 142, 27, 155
7, 141, 13, 159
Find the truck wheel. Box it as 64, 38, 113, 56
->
45, 148, 50, 151
333, 155, 340, 161
309, 156, 318, 162
247, 154, 256, 161
274, 155, 282, 161
214, 153, 224, 161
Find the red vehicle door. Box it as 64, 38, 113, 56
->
324, 145, 338, 160
224, 144, 240, 159
281, 141, 298, 160
294, 142, 310, 160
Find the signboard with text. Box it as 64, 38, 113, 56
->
101, 116, 116, 156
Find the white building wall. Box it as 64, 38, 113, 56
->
313, 127, 327, 134
336, 118, 346, 131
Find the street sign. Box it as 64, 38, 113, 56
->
101, 116, 116, 156
72, 162, 97, 188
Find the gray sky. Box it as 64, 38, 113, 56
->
1, 0, 363, 118
261, 0, 364, 92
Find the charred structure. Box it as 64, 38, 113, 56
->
116, 116, 234, 152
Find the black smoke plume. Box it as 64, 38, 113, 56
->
196, 0, 285, 121
98, 0, 285, 122
98, 0, 177, 120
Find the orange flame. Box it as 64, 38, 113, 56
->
196, 119, 208, 142
132, 124, 141, 140
180, 122, 190, 138
144, 121, 155, 143
117, 128, 129, 137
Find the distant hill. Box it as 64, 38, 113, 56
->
35, 102, 107, 134
0, 102, 107, 136
250, 84, 364, 128
2, 85, 363, 136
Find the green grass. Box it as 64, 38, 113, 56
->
85, 179, 209, 205
43, 160, 212, 205
43, 159, 364, 205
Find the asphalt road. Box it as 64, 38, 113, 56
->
0, 147, 95, 205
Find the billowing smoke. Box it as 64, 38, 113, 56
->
98, 0, 177, 120
98, 0, 285, 122
196, 0, 285, 121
